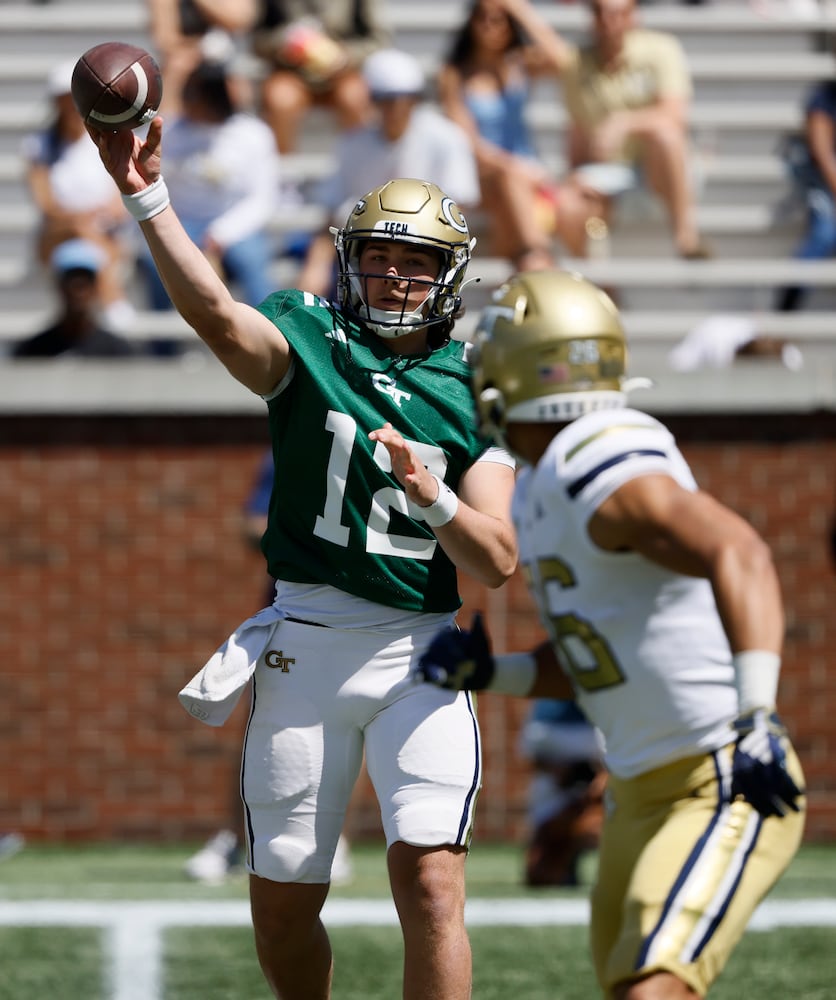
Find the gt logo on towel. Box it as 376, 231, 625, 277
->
265, 650, 295, 672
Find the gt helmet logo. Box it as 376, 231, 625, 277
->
441, 197, 468, 234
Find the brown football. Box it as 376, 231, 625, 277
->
71, 42, 163, 131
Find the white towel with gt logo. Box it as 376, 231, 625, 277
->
178, 605, 286, 726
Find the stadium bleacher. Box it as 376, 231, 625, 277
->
0, 0, 835, 397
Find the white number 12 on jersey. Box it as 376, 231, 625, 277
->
313, 410, 449, 560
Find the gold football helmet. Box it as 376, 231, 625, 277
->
471, 270, 628, 435
334, 178, 474, 339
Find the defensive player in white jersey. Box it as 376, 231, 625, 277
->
415, 270, 805, 999
86, 110, 517, 1000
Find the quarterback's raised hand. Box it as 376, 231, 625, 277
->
414, 612, 495, 691
86, 115, 162, 195
731, 709, 803, 818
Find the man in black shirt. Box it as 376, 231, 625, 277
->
12, 239, 139, 358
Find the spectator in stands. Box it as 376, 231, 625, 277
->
252, 0, 390, 155
296, 47, 480, 296
137, 59, 280, 312
9, 239, 141, 358
517, 698, 605, 888
532, 0, 710, 260
439, 0, 608, 266
147, 0, 260, 117
0, 833, 25, 861
22, 61, 136, 332
775, 78, 836, 313
668, 313, 804, 372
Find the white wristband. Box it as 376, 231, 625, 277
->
492, 652, 537, 696
733, 650, 780, 713
121, 176, 170, 222
420, 474, 460, 528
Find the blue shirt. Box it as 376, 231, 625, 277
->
464, 80, 537, 158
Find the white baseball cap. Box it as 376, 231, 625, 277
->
363, 49, 425, 99
47, 60, 76, 98
51, 239, 106, 275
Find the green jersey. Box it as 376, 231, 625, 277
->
256, 289, 493, 613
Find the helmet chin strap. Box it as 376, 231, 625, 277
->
364, 304, 429, 339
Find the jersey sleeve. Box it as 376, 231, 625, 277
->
476, 445, 515, 469
557, 409, 697, 525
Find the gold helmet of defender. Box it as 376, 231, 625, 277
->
471, 270, 628, 437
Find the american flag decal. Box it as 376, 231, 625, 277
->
538, 364, 570, 384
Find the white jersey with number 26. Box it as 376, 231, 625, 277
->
512, 407, 738, 779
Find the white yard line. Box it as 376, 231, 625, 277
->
108, 910, 164, 1000
0, 898, 834, 1000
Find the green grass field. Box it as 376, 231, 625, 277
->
1, 841, 834, 999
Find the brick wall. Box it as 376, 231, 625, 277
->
1, 413, 834, 844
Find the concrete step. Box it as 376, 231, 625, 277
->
0, 5, 149, 58
0, 1, 829, 36
0, 152, 796, 239
2, 45, 830, 90
558, 256, 836, 288
0, 95, 808, 134
527, 99, 806, 137
1, 351, 830, 416
0, 196, 806, 245
2, 301, 834, 349
4, 252, 836, 327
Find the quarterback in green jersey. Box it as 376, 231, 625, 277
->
88, 111, 517, 1000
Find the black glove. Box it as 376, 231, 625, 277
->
731, 709, 803, 818
414, 612, 495, 691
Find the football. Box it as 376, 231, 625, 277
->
71, 42, 163, 131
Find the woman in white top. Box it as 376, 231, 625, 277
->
22, 61, 134, 329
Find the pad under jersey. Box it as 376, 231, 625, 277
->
512, 407, 737, 778
257, 289, 493, 613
